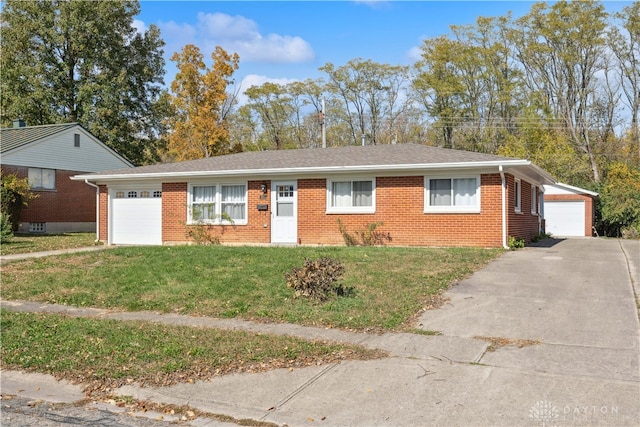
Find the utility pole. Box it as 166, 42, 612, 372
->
321, 97, 326, 148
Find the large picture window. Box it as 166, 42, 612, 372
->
28, 168, 56, 190
327, 178, 375, 213
425, 176, 480, 213
189, 183, 247, 224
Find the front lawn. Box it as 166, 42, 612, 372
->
1, 245, 502, 330
0, 232, 98, 255
0, 310, 383, 396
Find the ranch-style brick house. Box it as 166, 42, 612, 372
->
72, 143, 556, 248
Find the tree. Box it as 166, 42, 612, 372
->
609, 2, 640, 159
320, 59, 410, 146
598, 162, 640, 236
164, 45, 240, 160
244, 82, 296, 150
1, 0, 166, 165
513, 0, 610, 182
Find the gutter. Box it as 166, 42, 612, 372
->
499, 165, 509, 249
84, 179, 100, 243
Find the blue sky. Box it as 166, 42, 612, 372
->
135, 1, 632, 96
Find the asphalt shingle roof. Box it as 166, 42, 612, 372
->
92, 143, 522, 177
0, 123, 79, 153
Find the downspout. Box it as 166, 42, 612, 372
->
84, 180, 100, 243
499, 165, 509, 249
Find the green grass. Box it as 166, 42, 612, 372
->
0, 310, 383, 394
1, 245, 502, 330
0, 232, 98, 255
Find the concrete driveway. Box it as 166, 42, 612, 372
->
418, 238, 640, 382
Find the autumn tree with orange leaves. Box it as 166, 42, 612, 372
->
165, 45, 240, 160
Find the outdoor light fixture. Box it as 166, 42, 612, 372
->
260, 182, 268, 194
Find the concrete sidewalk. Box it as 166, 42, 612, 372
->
2, 238, 639, 426
0, 245, 112, 264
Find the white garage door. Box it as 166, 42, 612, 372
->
545, 201, 585, 237
111, 189, 162, 245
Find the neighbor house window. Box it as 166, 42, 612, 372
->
514, 178, 522, 213
327, 178, 375, 213
424, 176, 480, 213
531, 186, 537, 215
28, 168, 55, 190
189, 183, 247, 224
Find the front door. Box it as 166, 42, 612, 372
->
271, 181, 297, 244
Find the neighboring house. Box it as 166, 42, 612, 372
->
72, 143, 556, 248
543, 183, 599, 237
1, 120, 133, 233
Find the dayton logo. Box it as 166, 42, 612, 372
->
529, 400, 559, 426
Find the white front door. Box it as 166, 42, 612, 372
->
271, 181, 297, 244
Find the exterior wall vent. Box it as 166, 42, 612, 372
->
29, 222, 46, 233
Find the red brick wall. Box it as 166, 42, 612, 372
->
1, 165, 96, 223
98, 185, 108, 241
161, 182, 188, 242
543, 193, 594, 237
505, 175, 541, 242
297, 175, 504, 247
160, 181, 272, 244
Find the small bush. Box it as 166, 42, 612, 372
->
531, 232, 552, 243
508, 236, 525, 250
337, 219, 391, 246
0, 212, 14, 243
187, 224, 221, 245
285, 257, 346, 301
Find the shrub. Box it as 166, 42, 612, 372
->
0, 172, 37, 231
285, 257, 346, 302
508, 236, 525, 250
0, 212, 14, 243
337, 219, 391, 246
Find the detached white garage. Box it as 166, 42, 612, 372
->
110, 188, 162, 245
543, 183, 598, 237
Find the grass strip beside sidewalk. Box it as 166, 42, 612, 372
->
0, 310, 385, 396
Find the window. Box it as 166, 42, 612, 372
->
127, 191, 138, 198
514, 178, 522, 213
327, 178, 375, 213
28, 168, 55, 190
189, 183, 247, 224
221, 185, 246, 221
115, 191, 125, 198
425, 176, 480, 213
74, 133, 80, 147
531, 186, 537, 215
153, 191, 162, 198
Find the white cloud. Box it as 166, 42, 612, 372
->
236, 74, 300, 105
160, 12, 314, 64
197, 12, 259, 41
132, 19, 148, 34
407, 45, 423, 62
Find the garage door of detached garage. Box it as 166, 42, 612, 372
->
111, 189, 162, 245
545, 201, 585, 237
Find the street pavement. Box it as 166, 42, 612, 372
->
1, 238, 639, 426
